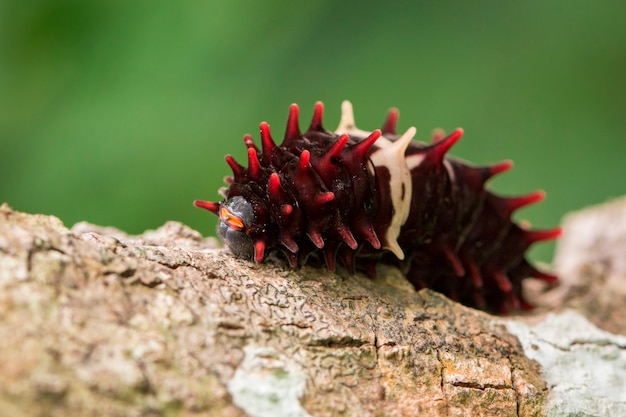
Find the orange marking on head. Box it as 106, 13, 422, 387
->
220, 207, 245, 231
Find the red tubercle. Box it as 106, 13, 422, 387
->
464, 257, 483, 288
336, 224, 358, 250
487, 160, 514, 178
299, 150, 311, 171
259, 122, 277, 158
312, 134, 350, 180
307, 229, 325, 249
431, 128, 445, 143
382, 107, 399, 135
354, 221, 381, 249
284, 103, 301, 143
254, 240, 266, 263
243, 134, 258, 151
512, 260, 559, 286
427, 128, 464, 162
247, 148, 262, 179
225, 155, 244, 178
442, 245, 465, 277
492, 271, 513, 293
194, 200, 220, 215
280, 234, 299, 254
524, 227, 562, 245
308, 101, 325, 131
325, 134, 350, 160
314, 191, 335, 205
352, 130, 382, 161
268, 173, 282, 201
280, 204, 293, 216
533, 269, 559, 285
496, 191, 546, 216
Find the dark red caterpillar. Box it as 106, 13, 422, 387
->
195, 101, 560, 313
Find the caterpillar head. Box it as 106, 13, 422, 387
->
215, 195, 259, 260
195, 179, 280, 264
194, 101, 386, 269
194, 103, 325, 265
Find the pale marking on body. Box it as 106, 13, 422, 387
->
443, 159, 456, 183
335, 100, 372, 138
405, 153, 425, 171
335, 100, 415, 260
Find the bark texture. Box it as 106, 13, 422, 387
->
0, 203, 550, 417
553, 195, 626, 335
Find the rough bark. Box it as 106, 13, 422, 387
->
1, 199, 625, 417
552, 195, 626, 335
508, 196, 626, 416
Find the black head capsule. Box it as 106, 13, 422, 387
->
217, 196, 256, 260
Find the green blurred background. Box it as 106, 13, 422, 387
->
1, 1, 625, 263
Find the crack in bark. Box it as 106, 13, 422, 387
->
307, 337, 368, 348
505, 353, 521, 417
217, 321, 246, 331
281, 322, 312, 330
435, 350, 450, 416
450, 381, 512, 391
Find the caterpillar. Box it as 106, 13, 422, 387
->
195, 101, 560, 313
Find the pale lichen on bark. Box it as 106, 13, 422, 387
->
1, 199, 626, 416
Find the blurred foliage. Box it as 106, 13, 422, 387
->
1, 0, 625, 262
